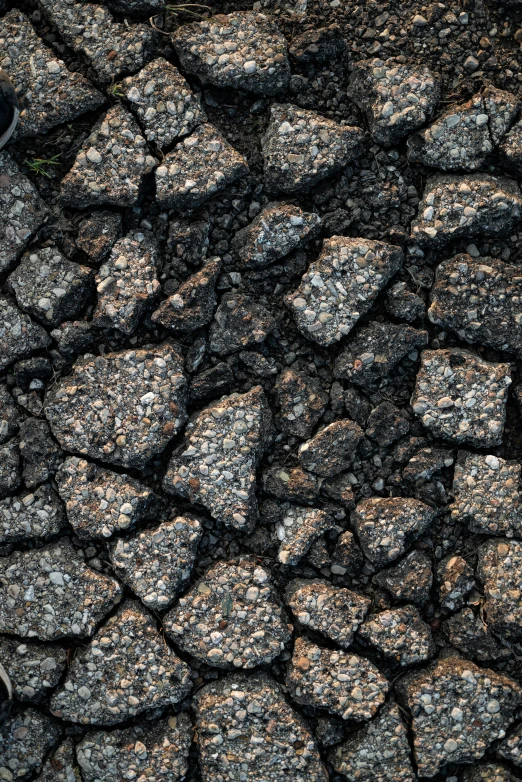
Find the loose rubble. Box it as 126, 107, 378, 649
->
151, 257, 221, 332
0, 709, 60, 779
477, 539, 522, 640
275, 504, 335, 565
0, 637, 67, 703
209, 291, 275, 355
0, 483, 66, 546
437, 553, 475, 611
357, 605, 436, 666
373, 550, 433, 605
274, 368, 328, 438
443, 607, 511, 664
297, 419, 363, 476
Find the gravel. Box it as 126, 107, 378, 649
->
0, 708, 60, 779
274, 368, 328, 438
357, 605, 436, 667
477, 539, 522, 641
437, 553, 475, 611
0, 637, 67, 703
36, 739, 76, 782
275, 504, 335, 565
0, 483, 66, 547
373, 549, 433, 605
151, 257, 221, 332
443, 607, 511, 664
209, 291, 275, 355
297, 419, 363, 476
75, 210, 122, 264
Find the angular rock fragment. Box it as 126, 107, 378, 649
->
366, 401, 410, 447
60, 105, 157, 209
0, 10, 105, 139
411, 348, 511, 447
0, 709, 60, 779
386, 281, 426, 322
77, 714, 193, 782
322, 474, 356, 510
285, 578, 370, 647
408, 86, 519, 171
498, 723, 522, 768
164, 558, 291, 668
328, 700, 415, 782
331, 530, 363, 576
51, 320, 99, 359
288, 637, 388, 720
0, 483, 66, 546
36, 739, 76, 782
166, 217, 210, 267
275, 505, 335, 565
0, 539, 121, 640
0, 152, 48, 274
155, 124, 248, 210
297, 419, 363, 477
499, 117, 522, 176
56, 456, 159, 539
232, 203, 321, 269
110, 516, 202, 610
402, 445, 454, 484
348, 57, 440, 146
289, 23, 345, 62
0, 637, 67, 703
93, 231, 160, 335
443, 607, 511, 664
51, 601, 191, 725
462, 765, 517, 782
373, 549, 433, 605
8, 246, 94, 327
19, 418, 63, 488
163, 386, 272, 530
262, 104, 364, 193
0, 385, 20, 444
263, 464, 319, 503
275, 368, 328, 438
76, 210, 122, 264
286, 237, 403, 346
45, 343, 188, 469
451, 452, 522, 537
151, 258, 221, 332
410, 173, 522, 248
358, 606, 435, 667
173, 12, 290, 95
353, 497, 435, 567
0, 439, 21, 499
429, 254, 522, 355
397, 657, 522, 777
121, 58, 205, 149
0, 297, 51, 372
437, 554, 474, 611
239, 350, 277, 377
189, 362, 233, 403
335, 322, 427, 385
477, 539, 522, 640
194, 672, 327, 782
38, 0, 157, 83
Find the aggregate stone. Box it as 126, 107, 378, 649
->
402, 445, 454, 484
357, 605, 436, 667
386, 281, 426, 322
286, 237, 403, 346
284, 578, 370, 647
328, 700, 415, 782
0, 637, 67, 703
322, 474, 356, 511
289, 23, 345, 62
462, 764, 518, 782
172, 11, 290, 96
166, 217, 210, 268
365, 400, 410, 447
261, 103, 365, 194
0, 708, 60, 780
498, 723, 522, 768
428, 254, 522, 356
151, 257, 221, 332
451, 453, 522, 537
155, 123, 248, 210
275, 504, 335, 565
334, 321, 428, 385
410, 173, 522, 249
331, 530, 364, 576
93, 231, 160, 336
164, 558, 291, 668
8, 246, 94, 328
477, 539, 522, 641
274, 368, 328, 438
0, 439, 21, 499
499, 119, 522, 177
231, 202, 321, 269
50, 600, 191, 726
287, 636, 389, 721
0, 11, 105, 140
121, 58, 205, 149
239, 350, 277, 377
0, 297, 51, 372
348, 57, 440, 146
372, 551, 432, 607
443, 607, 511, 664
297, 419, 363, 477
411, 348, 511, 448
44, 343, 188, 470
76, 713, 193, 782
262, 464, 319, 504
76, 210, 122, 265
0, 384, 20, 444
18, 418, 64, 489
51, 320, 99, 360
110, 515, 202, 610
0, 483, 66, 547
35, 739, 76, 782
193, 672, 328, 782
0, 538, 122, 640
407, 86, 519, 171
38, 0, 158, 84
163, 386, 272, 531
437, 554, 475, 611
397, 657, 522, 777
189, 362, 233, 404
0, 151, 48, 275
352, 496, 435, 567
60, 105, 157, 209
55, 456, 160, 540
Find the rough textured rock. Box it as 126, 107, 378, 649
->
297, 419, 363, 476
0, 483, 66, 546
275, 504, 335, 565
373, 549, 433, 605
0, 637, 67, 703
477, 539, 522, 640
209, 292, 275, 355
0, 708, 60, 779
357, 605, 436, 666
274, 368, 328, 438
0, 296, 51, 371
151, 257, 221, 332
